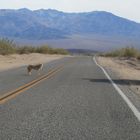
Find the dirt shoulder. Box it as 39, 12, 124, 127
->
0, 53, 66, 72
97, 56, 140, 96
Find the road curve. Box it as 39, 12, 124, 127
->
0, 56, 140, 140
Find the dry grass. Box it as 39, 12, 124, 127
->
0, 38, 69, 55
103, 47, 140, 59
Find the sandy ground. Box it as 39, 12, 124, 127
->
0, 53, 65, 72
98, 57, 140, 95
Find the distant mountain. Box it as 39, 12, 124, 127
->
0, 8, 140, 40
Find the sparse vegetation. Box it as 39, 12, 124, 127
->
36, 45, 69, 55
0, 38, 69, 55
0, 38, 16, 55
103, 47, 140, 59
17, 46, 36, 54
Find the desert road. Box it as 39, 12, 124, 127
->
0, 56, 140, 140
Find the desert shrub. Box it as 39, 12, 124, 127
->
0, 38, 16, 55
0, 38, 69, 55
52, 48, 69, 55
104, 47, 139, 58
17, 46, 36, 54
36, 45, 50, 54
36, 45, 69, 55
104, 50, 121, 57
137, 52, 140, 60
121, 47, 138, 57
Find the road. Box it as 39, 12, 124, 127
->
0, 56, 140, 140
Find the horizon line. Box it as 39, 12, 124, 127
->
0, 7, 139, 24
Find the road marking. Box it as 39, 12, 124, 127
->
0, 66, 63, 104
93, 56, 140, 122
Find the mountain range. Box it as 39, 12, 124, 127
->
0, 8, 140, 50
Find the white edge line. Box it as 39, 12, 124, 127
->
93, 56, 140, 122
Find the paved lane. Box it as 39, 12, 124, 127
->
0, 56, 140, 140
0, 57, 70, 96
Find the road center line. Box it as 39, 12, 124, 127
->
93, 56, 140, 122
0, 66, 63, 104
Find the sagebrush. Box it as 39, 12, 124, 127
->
0, 39, 69, 55
0, 38, 16, 55
103, 47, 140, 59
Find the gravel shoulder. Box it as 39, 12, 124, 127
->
97, 56, 140, 95
97, 56, 140, 110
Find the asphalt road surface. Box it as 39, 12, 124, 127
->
0, 56, 140, 140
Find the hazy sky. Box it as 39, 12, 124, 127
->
0, 0, 139, 22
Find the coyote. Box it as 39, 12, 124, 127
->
27, 64, 43, 75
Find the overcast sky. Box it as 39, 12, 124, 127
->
0, 0, 139, 23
